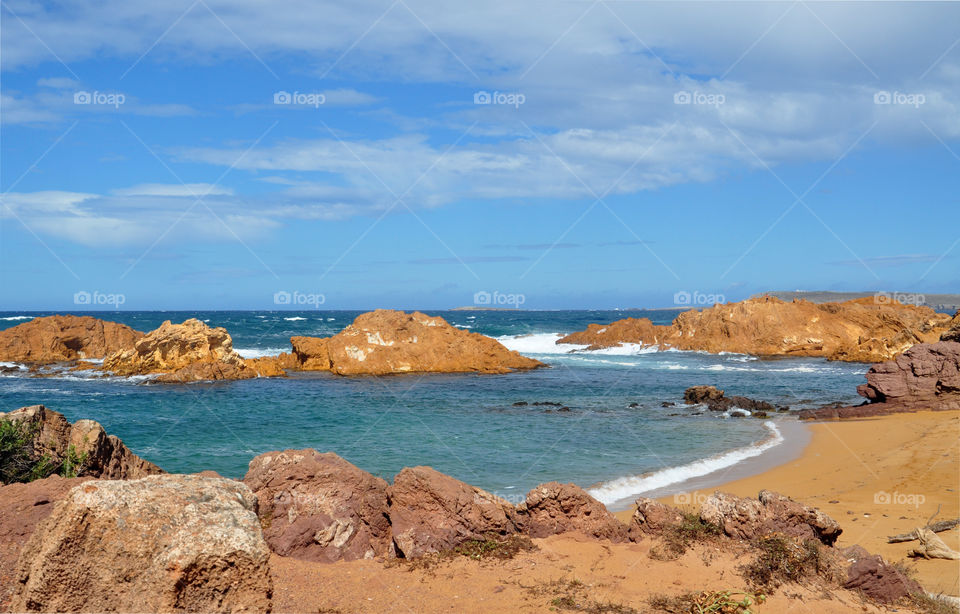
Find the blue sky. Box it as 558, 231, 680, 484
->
1, 1, 958, 310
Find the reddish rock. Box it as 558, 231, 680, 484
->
102, 318, 261, 382
287, 310, 544, 375
0, 476, 89, 608
0, 315, 142, 364
244, 449, 393, 562
941, 311, 960, 342
388, 466, 520, 557
9, 475, 272, 613
699, 490, 841, 545
0, 405, 163, 483
842, 546, 922, 603
799, 341, 960, 419
516, 482, 629, 542
557, 296, 952, 363
630, 497, 683, 536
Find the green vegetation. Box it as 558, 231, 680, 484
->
453, 534, 537, 560
649, 512, 723, 561
741, 535, 835, 591
650, 590, 766, 614
0, 418, 88, 483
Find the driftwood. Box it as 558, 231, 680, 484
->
888, 519, 960, 543
908, 528, 960, 560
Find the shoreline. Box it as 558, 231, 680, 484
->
613, 410, 960, 597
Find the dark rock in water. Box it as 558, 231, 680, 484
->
752, 411, 768, 418
776, 406, 791, 412
0, 365, 19, 374
512, 401, 528, 406
661, 401, 675, 407
799, 340, 960, 419
558, 406, 571, 412
532, 401, 562, 407
682, 386, 774, 413
842, 545, 922, 603
628, 402, 640, 408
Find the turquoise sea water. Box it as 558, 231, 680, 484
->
0, 310, 868, 509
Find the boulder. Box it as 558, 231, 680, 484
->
842, 546, 922, 603
799, 341, 960, 419
0, 405, 163, 483
940, 310, 960, 342
286, 310, 544, 375
244, 449, 393, 562
102, 318, 260, 381
0, 315, 142, 364
0, 476, 89, 608
557, 296, 952, 362
516, 482, 629, 542
681, 386, 774, 412
630, 497, 683, 536
9, 475, 272, 613
388, 466, 520, 557
699, 490, 841, 545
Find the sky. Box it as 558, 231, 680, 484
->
0, 0, 958, 310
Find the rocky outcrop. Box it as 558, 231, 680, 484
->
516, 482, 629, 542
630, 497, 683, 536
682, 385, 774, 413
387, 466, 520, 557
283, 310, 544, 375
941, 310, 960, 342
799, 340, 960, 419
0, 405, 163, 483
0, 476, 89, 608
9, 475, 272, 613
557, 296, 952, 362
244, 449, 393, 562
0, 315, 142, 364
102, 318, 263, 382
842, 545, 923, 603
699, 490, 842, 545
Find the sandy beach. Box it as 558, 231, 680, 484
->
624, 410, 960, 597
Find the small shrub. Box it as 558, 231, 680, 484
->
454, 534, 537, 560
526, 578, 637, 613
650, 590, 765, 613
650, 513, 723, 561
61, 443, 89, 479
0, 419, 58, 483
910, 593, 958, 614
742, 535, 834, 591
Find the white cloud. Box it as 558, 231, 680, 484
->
112, 183, 234, 197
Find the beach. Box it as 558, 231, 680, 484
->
616, 410, 960, 597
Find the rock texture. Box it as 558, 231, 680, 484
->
388, 466, 520, 557
284, 310, 544, 375
102, 318, 262, 382
0, 315, 142, 364
630, 497, 683, 536
699, 490, 842, 545
516, 482, 629, 542
0, 476, 89, 608
244, 449, 393, 562
941, 311, 960, 342
799, 340, 960, 419
9, 475, 272, 613
557, 296, 952, 362
842, 545, 923, 603
0, 405, 163, 483
682, 385, 774, 413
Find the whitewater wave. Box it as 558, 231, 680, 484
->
587, 421, 784, 506
0, 316, 32, 321
496, 333, 584, 354
236, 348, 287, 359
284, 316, 307, 321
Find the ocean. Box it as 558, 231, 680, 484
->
0, 310, 868, 510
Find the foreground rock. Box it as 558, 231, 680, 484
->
244, 449, 393, 562
282, 310, 544, 375
557, 296, 952, 362
699, 490, 842, 545
10, 475, 272, 613
0, 476, 89, 607
842, 545, 923, 603
630, 497, 684, 536
388, 466, 520, 557
799, 340, 960, 419
682, 385, 774, 413
0, 315, 142, 364
0, 405, 163, 483
102, 318, 265, 382
517, 482, 629, 542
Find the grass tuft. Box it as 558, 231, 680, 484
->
649, 590, 765, 613
649, 512, 723, 561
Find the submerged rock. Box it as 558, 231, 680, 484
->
0, 405, 163, 483
284, 309, 544, 375
244, 449, 393, 562
699, 490, 842, 545
557, 296, 952, 362
682, 386, 774, 413
9, 475, 272, 613
516, 482, 629, 542
388, 466, 520, 557
0, 315, 142, 364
